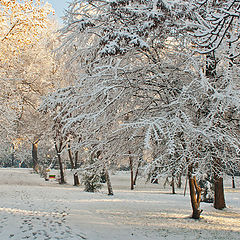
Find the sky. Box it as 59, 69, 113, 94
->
46, 0, 69, 23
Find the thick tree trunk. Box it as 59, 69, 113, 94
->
213, 157, 226, 210
105, 167, 113, 195
214, 175, 226, 209
32, 142, 39, 173
188, 166, 202, 219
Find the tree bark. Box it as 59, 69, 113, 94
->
171, 176, 176, 194
133, 159, 141, 186
11, 143, 15, 167
73, 172, 80, 186
105, 167, 113, 195
74, 152, 79, 169
214, 175, 226, 209
32, 142, 39, 173
232, 176, 235, 189
183, 174, 188, 196
188, 166, 202, 219
68, 145, 80, 186
67, 145, 75, 169
129, 151, 134, 190
55, 142, 66, 184
73, 151, 80, 186
57, 153, 65, 184
213, 157, 226, 210
177, 173, 182, 188
205, 52, 226, 209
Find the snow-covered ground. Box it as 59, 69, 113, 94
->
0, 168, 239, 240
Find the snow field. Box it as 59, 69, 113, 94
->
0, 168, 239, 240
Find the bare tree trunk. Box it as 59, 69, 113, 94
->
232, 176, 236, 189
214, 175, 226, 209
205, 52, 226, 209
213, 157, 226, 210
57, 153, 65, 184
177, 173, 182, 188
171, 176, 176, 194
105, 167, 113, 195
67, 144, 75, 169
73, 151, 80, 186
55, 142, 66, 184
129, 151, 134, 190
133, 160, 141, 186
11, 144, 15, 167
75, 152, 79, 169
73, 172, 80, 186
184, 174, 188, 196
32, 142, 39, 173
68, 145, 80, 186
11, 152, 14, 167
188, 166, 202, 219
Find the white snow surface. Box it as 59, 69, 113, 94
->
0, 168, 239, 240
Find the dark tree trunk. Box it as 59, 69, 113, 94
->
11, 153, 14, 167
206, 52, 217, 78
73, 172, 80, 186
32, 142, 39, 173
73, 152, 80, 186
11, 143, 15, 167
68, 145, 75, 169
213, 157, 226, 210
57, 153, 65, 184
105, 167, 113, 195
55, 142, 66, 184
184, 174, 188, 196
74, 152, 78, 169
177, 173, 182, 189
232, 176, 235, 189
171, 176, 176, 194
133, 160, 141, 186
214, 175, 226, 209
188, 166, 202, 219
205, 52, 226, 209
68, 145, 80, 186
129, 151, 134, 190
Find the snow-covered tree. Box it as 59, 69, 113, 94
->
0, 0, 54, 58
50, 0, 240, 219
192, 0, 240, 61
188, 0, 240, 210
0, 1, 62, 171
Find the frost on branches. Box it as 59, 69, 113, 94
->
193, 0, 240, 61
61, 0, 189, 59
